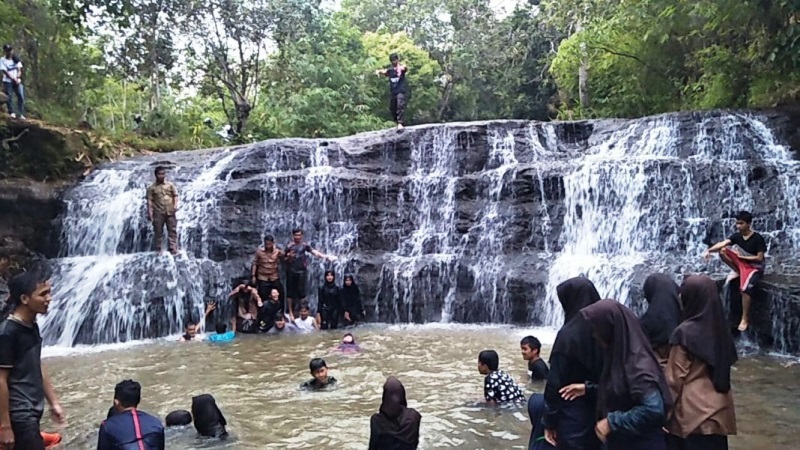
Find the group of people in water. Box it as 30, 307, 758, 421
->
0, 203, 763, 449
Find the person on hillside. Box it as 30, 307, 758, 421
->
1, 44, 25, 120
146, 166, 179, 255
703, 210, 767, 331
375, 53, 409, 130
97, 379, 165, 450
0, 270, 66, 450
284, 228, 336, 320
251, 235, 284, 306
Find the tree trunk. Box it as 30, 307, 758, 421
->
578, 42, 590, 109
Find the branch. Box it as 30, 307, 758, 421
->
585, 43, 665, 76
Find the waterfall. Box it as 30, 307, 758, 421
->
41, 112, 800, 348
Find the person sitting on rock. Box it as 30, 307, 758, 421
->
229, 283, 261, 334
703, 210, 767, 331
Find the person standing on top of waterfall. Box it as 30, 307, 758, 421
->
284, 228, 337, 321
251, 235, 284, 307
703, 210, 767, 332
146, 166, 179, 255
375, 53, 409, 130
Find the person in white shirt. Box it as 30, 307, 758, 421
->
294, 303, 318, 333
1, 44, 25, 119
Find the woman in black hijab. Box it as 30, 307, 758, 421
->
639, 274, 682, 366
543, 277, 604, 450
665, 275, 737, 450
368, 377, 422, 450
191, 394, 228, 439
317, 270, 341, 329
341, 274, 365, 326
581, 299, 672, 450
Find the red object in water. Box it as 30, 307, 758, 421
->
42, 431, 63, 448
721, 247, 760, 292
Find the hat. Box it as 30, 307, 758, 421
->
2, 44, 11, 52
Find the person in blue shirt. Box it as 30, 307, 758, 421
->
207, 323, 235, 343
97, 379, 164, 450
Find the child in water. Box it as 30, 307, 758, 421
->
207, 322, 235, 342
294, 303, 319, 332
336, 333, 361, 352
301, 358, 338, 391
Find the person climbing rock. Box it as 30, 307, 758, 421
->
1, 44, 25, 120
703, 210, 767, 331
375, 53, 409, 130
146, 166, 179, 255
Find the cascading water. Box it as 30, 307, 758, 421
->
41, 111, 800, 352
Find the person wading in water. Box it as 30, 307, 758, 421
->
375, 53, 409, 131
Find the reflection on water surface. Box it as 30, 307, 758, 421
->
42, 325, 800, 449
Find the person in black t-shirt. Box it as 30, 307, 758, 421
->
300, 358, 338, 391
0, 270, 65, 450
703, 210, 768, 331
520, 336, 549, 381
375, 53, 409, 130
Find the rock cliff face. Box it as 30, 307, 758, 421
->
13, 110, 800, 353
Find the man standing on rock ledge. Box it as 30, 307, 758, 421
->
375, 53, 409, 130
146, 166, 179, 255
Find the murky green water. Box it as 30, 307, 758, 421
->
41, 325, 800, 449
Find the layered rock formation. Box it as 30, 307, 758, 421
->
5, 110, 799, 353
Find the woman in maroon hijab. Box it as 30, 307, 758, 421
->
580, 299, 672, 450
368, 377, 422, 450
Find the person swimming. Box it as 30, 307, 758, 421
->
207, 322, 235, 342
191, 394, 228, 439
301, 358, 338, 391
165, 410, 192, 427
337, 333, 361, 352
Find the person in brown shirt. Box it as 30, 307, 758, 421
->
251, 235, 284, 311
146, 166, 179, 254
666, 275, 737, 450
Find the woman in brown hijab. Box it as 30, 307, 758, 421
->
580, 299, 671, 450
368, 377, 422, 450
666, 275, 737, 450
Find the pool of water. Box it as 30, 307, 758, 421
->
41, 325, 800, 449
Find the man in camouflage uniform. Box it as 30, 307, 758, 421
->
146, 166, 179, 254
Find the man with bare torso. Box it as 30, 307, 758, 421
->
251, 235, 284, 308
